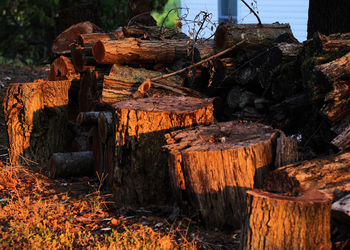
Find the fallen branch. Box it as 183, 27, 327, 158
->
133, 39, 247, 98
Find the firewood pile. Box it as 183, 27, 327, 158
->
3, 20, 350, 248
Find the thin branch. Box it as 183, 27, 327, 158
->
133, 39, 247, 97
240, 0, 262, 26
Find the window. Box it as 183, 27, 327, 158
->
218, 0, 238, 23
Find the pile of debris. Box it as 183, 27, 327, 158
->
3, 20, 350, 248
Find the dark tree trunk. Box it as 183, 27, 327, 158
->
308, 0, 350, 39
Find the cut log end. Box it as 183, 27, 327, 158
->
92, 41, 106, 64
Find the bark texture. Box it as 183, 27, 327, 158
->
92, 38, 191, 65
164, 121, 291, 229
3, 80, 74, 165
48, 56, 79, 81
264, 152, 350, 195
240, 189, 332, 250
112, 96, 214, 206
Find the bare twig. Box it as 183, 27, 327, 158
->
133, 39, 247, 97
240, 0, 262, 26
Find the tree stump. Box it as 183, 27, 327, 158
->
163, 121, 296, 229
264, 152, 350, 196
3, 80, 74, 165
240, 189, 332, 250
112, 96, 214, 206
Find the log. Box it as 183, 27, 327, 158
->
274, 133, 298, 168
71, 131, 88, 152
52, 21, 103, 54
98, 112, 113, 143
214, 23, 293, 52
122, 25, 188, 40
49, 151, 94, 178
3, 80, 74, 165
112, 96, 214, 206
77, 31, 124, 47
164, 121, 296, 229
92, 38, 191, 65
313, 32, 350, 54
240, 189, 332, 250
70, 44, 95, 72
48, 56, 79, 81
332, 124, 350, 152
88, 126, 104, 176
79, 69, 105, 112
332, 193, 350, 225
101, 65, 188, 103
264, 152, 350, 195
314, 52, 350, 124
76, 112, 100, 126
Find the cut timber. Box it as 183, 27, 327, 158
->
122, 25, 188, 40
274, 133, 298, 168
313, 32, 350, 54
49, 151, 94, 178
79, 69, 105, 112
48, 56, 79, 81
3, 80, 73, 165
314, 52, 350, 124
70, 44, 95, 72
112, 96, 214, 206
76, 112, 100, 126
98, 112, 113, 143
332, 124, 350, 152
92, 38, 191, 65
52, 21, 103, 54
240, 189, 332, 250
77, 31, 124, 47
88, 127, 104, 177
214, 23, 293, 52
101, 65, 191, 103
164, 121, 294, 229
264, 152, 350, 195
332, 193, 350, 225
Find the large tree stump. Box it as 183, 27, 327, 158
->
164, 121, 296, 229
3, 80, 74, 165
112, 96, 214, 206
240, 189, 332, 250
264, 152, 350, 196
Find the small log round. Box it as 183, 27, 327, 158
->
112, 96, 214, 206
49, 151, 94, 178
48, 56, 79, 81
164, 121, 287, 229
240, 189, 332, 250
77, 31, 124, 47
98, 112, 114, 143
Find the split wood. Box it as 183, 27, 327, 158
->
134, 39, 247, 97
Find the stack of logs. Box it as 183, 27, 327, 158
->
3, 20, 350, 248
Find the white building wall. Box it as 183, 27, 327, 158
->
180, 0, 218, 38
237, 0, 309, 42
180, 0, 309, 42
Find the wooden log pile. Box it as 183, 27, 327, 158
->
3, 20, 350, 248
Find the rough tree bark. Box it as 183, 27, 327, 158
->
48, 56, 79, 81
3, 80, 75, 165
240, 189, 332, 250
264, 152, 350, 196
308, 0, 350, 39
164, 121, 297, 229
112, 96, 214, 206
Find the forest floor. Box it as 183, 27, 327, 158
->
0, 64, 239, 249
